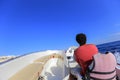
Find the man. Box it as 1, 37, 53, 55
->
89, 52, 117, 80
74, 33, 98, 77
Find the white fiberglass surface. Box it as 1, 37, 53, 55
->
41, 58, 65, 80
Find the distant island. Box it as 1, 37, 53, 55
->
0, 56, 16, 63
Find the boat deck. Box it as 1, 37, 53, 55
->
2, 51, 119, 80
9, 54, 64, 80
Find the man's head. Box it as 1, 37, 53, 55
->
76, 33, 86, 46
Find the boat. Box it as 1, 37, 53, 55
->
0, 47, 120, 80
0, 47, 81, 80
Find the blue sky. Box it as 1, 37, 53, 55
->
0, 0, 120, 56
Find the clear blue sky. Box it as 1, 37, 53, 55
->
0, 0, 120, 56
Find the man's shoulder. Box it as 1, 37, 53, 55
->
80, 44, 97, 48
86, 44, 96, 46
80, 44, 98, 52
75, 44, 97, 52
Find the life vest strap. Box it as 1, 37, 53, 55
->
117, 63, 120, 65
90, 69, 115, 74
90, 75, 116, 80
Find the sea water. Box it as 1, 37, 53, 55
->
97, 40, 120, 53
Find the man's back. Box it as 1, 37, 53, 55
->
74, 44, 98, 75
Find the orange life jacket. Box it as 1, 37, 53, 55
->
89, 53, 117, 80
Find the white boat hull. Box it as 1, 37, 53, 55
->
0, 50, 80, 80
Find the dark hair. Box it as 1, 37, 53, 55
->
76, 33, 86, 46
